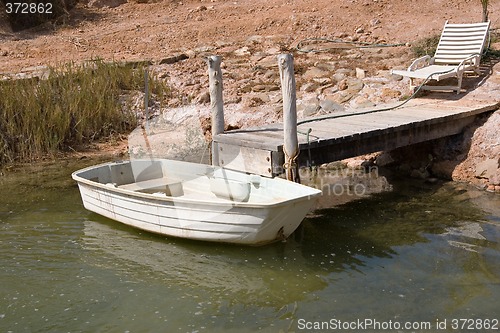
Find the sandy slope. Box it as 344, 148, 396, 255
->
0, 0, 498, 73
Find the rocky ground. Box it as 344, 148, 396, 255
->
0, 0, 499, 191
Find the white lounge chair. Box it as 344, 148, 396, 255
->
391, 21, 491, 94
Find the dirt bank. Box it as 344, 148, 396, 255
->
0, 0, 499, 191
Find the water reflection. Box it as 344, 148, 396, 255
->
82, 218, 328, 307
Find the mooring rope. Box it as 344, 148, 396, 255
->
283, 144, 300, 182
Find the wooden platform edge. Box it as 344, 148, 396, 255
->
214, 142, 275, 177
213, 101, 499, 177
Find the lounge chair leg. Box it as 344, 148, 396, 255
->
409, 78, 417, 93
456, 75, 463, 94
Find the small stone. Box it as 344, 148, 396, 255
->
475, 159, 497, 179
234, 46, 250, 56
87, 0, 126, 8
301, 97, 320, 115
345, 78, 364, 93
389, 70, 404, 81
375, 152, 395, 166
246, 35, 264, 45
316, 62, 336, 72
252, 85, 267, 92
355, 68, 366, 79
244, 96, 266, 107
263, 70, 277, 80
319, 99, 345, 113
303, 67, 330, 80
495, 185, 500, 193
329, 91, 355, 104
224, 95, 241, 104
251, 84, 279, 92
336, 68, 353, 75
350, 96, 375, 109
195, 91, 210, 104
254, 93, 270, 103
321, 85, 339, 95
159, 53, 188, 64
338, 79, 348, 91
380, 88, 402, 100
312, 77, 331, 85
300, 82, 319, 92
303, 104, 320, 117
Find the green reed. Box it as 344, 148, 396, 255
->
0, 59, 170, 166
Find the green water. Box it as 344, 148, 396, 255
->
1, 159, 499, 332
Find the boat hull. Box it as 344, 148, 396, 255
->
73, 159, 321, 245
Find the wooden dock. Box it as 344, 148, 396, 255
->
213, 98, 499, 177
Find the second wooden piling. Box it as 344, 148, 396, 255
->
278, 54, 300, 183
207, 55, 224, 166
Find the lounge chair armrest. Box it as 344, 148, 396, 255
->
408, 55, 432, 71
453, 54, 481, 76
457, 54, 480, 68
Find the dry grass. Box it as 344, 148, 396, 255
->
411, 34, 441, 58
0, 59, 169, 166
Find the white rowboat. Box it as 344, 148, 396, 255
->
72, 159, 321, 245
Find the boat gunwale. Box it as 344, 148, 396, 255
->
71, 161, 322, 209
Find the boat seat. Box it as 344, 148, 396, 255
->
209, 177, 251, 202
118, 178, 183, 196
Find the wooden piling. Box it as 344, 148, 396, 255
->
207, 55, 224, 166
278, 54, 300, 183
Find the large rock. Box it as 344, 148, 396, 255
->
298, 97, 320, 117
319, 99, 345, 113
452, 111, 500, 187
345, 78, 364, 93
327, 90, 356, 104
